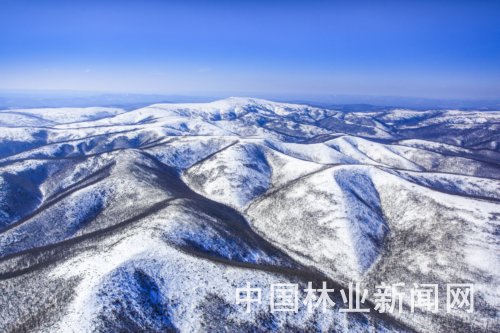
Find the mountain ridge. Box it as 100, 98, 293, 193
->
0, 98, 498, 332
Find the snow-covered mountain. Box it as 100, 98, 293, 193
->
0, 98, 498, 332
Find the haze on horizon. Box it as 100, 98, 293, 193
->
1, 0, 499, 101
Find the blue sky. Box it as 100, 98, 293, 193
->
1, 0, 499, 100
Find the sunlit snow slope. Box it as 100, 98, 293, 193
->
0, 98, 499, 333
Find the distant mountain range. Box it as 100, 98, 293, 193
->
0, 97, 498, 332
1, 91, 500, 110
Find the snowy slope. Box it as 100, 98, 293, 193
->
0, 98, 499, 333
